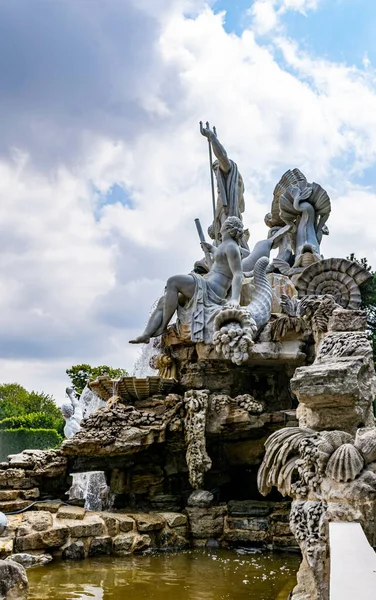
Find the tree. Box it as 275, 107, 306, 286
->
66, 364, 129, 396
348, 254, 376, 359
0, 383, 62, 422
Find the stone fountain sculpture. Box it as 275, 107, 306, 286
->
61, 387, 83, 439
0, 126, 374, 583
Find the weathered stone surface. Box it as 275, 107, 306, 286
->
267, 273, 297, 313
7, 553, 52, 568
101, 515, 119, 537
62, 540, 86, 560
0, 559, 28, 599
33, 502, 62, 513
0, 538, 13, 558
22, 511, 53, 532
130, 513, 164, 532
116, 515, 135, 533
61, 397, 182, 457
88, 536, 112, 557
157, 512, 187, 528
113, 533, 135, 555
185, 506, 226, 538
187, 490, 213, 508
0, 500, 31, 513
132, 534, 151, 553
0, 490, 19, 501
227, 500, 272, 517
223, 528, 267, 543
0, 469, 37, 490
156, 527, 189, 550
328, 308, 367, 332
226, 517, 269, 532
65, 517, 105, 538
40, 525, 69, 549
20, 489, 40, 501
57, 505, 86, 520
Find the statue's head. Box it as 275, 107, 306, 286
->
61, 402, 74, 419
221, 216, 244, 242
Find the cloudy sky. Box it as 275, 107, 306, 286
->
0, 0, 376, 403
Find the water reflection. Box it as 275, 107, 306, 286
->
28, 550, 299, 600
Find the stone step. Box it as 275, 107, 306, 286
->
0, 499, 32, 513
0, 488, 40, 503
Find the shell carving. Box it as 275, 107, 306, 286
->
325, 443, 364, 482
88, 375, 177, 402
213, 257, 272, 365
295, 258, 373, 310
355, 429, 376, 465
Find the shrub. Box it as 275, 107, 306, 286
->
0, 413, 64, 435
0, 428, 63, 462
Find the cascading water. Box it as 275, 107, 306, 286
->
68, 472, 109, 511
132, 296, 164, 378
79, 384, 106, 419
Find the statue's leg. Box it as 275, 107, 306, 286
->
153, 274, 196, 336
129, 297, 164, 344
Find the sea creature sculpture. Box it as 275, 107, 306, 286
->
213, 256, 272, 364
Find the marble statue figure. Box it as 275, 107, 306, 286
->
130, 216, 245, 344
200, 123, 248, 249
61, 387, 83, 439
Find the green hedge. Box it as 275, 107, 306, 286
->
0, 412, 64, 436
0, 428, 63, 462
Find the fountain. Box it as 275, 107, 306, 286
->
0, 126, 374, 600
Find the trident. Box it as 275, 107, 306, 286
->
199, 120, 218, 247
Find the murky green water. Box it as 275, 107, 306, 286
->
27, 549, 299, 600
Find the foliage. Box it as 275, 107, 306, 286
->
0, 383, 61, 422
0, 413, 64, 436
0, 428, 63, 462
347, 254, 376, 358
66, 363, 129, 396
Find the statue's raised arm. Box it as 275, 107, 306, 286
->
200, 122, 247, 248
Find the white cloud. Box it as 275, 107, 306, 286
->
0, 1, 375, 400
249, 0, 321, 35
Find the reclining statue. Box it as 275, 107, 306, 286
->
129, 216, 245, 345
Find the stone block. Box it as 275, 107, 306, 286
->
62, 540, 86, 560
130, 513, 164, 532
132, 534, 151, 553
66, 517, 105, 538
271, 535, 299, 548
0, 559, 28, 600
113, 533, 135, 555
20, 488, 40, 500
7, 553, 52, 567
223, 528, 267, 543
328, 309, 367, 332
102, 515, 119, 537
0, 469, 38, 490
117, 515, 135, 533
187, 490, 213, 508
227, 500, 272, 517
272, 522, 291, 536
40, 525, 69, 548
156, 527, 189, 550
14, 532, 43, 552
186, 506, 226, 538
226, 517, 269, 532
57, 506, 86, 521
22, 511, 53, 532
0, 490, 19, 501
157, 513, 187, 528
88, 536, 113, 557
0, 500, 30, 513
33, 502, 62, 513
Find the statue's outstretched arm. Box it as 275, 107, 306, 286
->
200, 122, 231, 173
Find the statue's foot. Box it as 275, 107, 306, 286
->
129, 334, 150, 344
